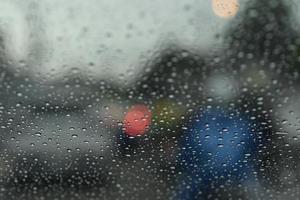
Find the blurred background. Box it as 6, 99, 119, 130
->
0, 0, 300, 199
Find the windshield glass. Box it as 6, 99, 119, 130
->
1, 0, 300, 199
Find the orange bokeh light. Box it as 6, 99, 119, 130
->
212, 0, 239, 18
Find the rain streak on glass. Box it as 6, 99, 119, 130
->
0, 0, 300, 199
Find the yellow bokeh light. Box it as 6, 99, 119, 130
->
212, 0, 239, 18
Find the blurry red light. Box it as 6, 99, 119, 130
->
123, 104, 152, 136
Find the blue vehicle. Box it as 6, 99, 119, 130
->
175, 107, 270, 199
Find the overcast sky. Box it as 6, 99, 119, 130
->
0, 0, 299, 83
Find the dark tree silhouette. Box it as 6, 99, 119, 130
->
225, 0, 299, 61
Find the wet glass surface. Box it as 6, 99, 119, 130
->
1, 0, 300, 199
